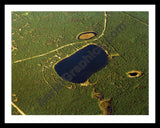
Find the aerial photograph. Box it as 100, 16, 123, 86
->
12, 11, 148, 115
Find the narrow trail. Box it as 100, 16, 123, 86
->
12, 12, 107, 64
12, 42, 84, 64
122, 12, 148, 26
11, 102, 26, 115
11, 11, 148, 115
12, 12, 108, 115
41, 12, 107, 93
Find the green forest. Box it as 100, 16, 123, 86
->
12, 11, 148, 115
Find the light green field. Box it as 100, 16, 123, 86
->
12, 11, 148, 115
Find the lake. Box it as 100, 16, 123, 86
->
54, 44, 108, 83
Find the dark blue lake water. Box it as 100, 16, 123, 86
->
54, 44, 108, 83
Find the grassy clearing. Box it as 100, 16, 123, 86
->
76, 31, 97, 40
12, 11, 148, 115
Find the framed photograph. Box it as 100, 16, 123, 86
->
5, 4, 155, 123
